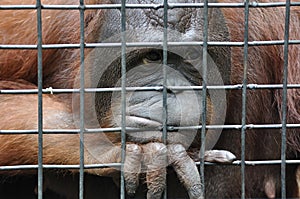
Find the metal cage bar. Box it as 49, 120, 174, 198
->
241, 0, 250, 198
36, 0, 44, 198
281, 0, 291, 197
79, 0, 86, 198
120, 0, 127, 198
162, 0, 169, 198
1, 2, 300, 10
200, 0, 209, 197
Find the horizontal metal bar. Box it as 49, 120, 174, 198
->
2, 83, 300, 95
198, 159, 300, 166
0, 44, 79, 49
0, 88, 79, 94
1, 159, 299, 171
0, 130, 38, 134
1, 2, 299, 10
0, 5, 37, 9
0, 129, 78, 134
1, 40, 300, 50
2, 123, 300, 135
175, 123, 300, 130
165, 84, 300, 90
0, 163, 121, 171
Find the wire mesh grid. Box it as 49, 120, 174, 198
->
0, 0, 300, 199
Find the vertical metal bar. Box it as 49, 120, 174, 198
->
162, 0, 168, 147
281, 0, 291, 198
200, 0, 208, 197
120, 0, 127, 198
79, 0, 85, 199
241, 0, 250, 198
36, 1, 43, 198
162, 0, 168, 199
79, 1, 86, 199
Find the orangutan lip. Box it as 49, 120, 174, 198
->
125, 115, 162, 128
125, 115, 179, 132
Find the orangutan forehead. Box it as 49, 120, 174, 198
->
108, 0, 204, 34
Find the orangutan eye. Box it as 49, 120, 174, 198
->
143, 51, 162, 63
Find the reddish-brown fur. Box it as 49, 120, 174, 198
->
0, 0, 300, 198
221, 0, 300, 156
0, 80, 121, 178
0, 0, 104, 89
0, 0, 119, 175
209, 1, 300, 197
